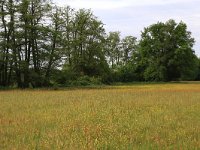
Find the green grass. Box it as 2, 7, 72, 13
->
0, 83, 200, 149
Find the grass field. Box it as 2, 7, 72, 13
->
0, 83, 200, 149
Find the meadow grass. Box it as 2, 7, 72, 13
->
0, 83, 200, 149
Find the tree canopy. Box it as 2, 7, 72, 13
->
0, 0, 199, 88
138, 20, 199, 81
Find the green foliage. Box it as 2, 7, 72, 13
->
138, 19, 198, 81
0, 1, 199, 87
105, 32, 122, 68
52, 67, 77, 86
196, 58, 200, 80
70, 76, 102, 86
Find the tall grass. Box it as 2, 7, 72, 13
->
0, 84, 200, 149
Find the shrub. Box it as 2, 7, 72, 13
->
70, 76, 102, 86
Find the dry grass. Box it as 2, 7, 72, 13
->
0, 83, 200, 149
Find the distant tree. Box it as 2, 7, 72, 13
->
0, 0, 12, 86
105, 32, 121, 69
0, 1, 199, 87
44, 6, 64, 84
139, 19, 198, 81
70, 9, 108, 76
195, 57, 200, 80
61, 6, 75, 66
114, 36, 138, 82
121, 36, 137, 64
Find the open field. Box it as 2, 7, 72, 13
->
0, 84, 200, 149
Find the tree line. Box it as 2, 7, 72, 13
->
0, 0, 200, 88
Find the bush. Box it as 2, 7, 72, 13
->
70, 76, 102, 86
53, 68, 78, 86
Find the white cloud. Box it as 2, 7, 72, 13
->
55, 0, 198, 10
55, 0, 130, 9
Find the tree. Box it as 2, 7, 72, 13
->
0, 0, 19, 87
196, 57, 200, 80
112, 36, 138, 82
44, 6, 64, 84
61, 6, 74, 66
121, 36, 137, 64
106, 32, 121, 69
69, 9, 108, 76
0, 0, 52, 87
139, 19, 198, 81
0, 0, 10, 86
0, 1, 199, 87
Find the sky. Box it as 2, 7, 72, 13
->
54, 0, 200, 56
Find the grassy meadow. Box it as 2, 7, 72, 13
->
0, 83, 200, 149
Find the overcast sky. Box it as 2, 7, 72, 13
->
54, 0, 200, 56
